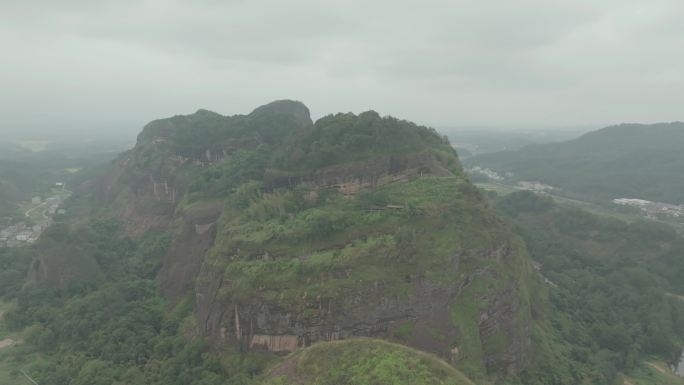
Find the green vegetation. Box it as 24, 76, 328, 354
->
10, 102, 679, 385
272, 110, 454, 171
494, 191, 684, 385
2, 105, 520, 384
260, 339, 475, 385
0, 221, 272, 385
465, 122, 684, 204
0, 248, 33, 300
182, 107, 458, 201
626, 361, 684, 385
206, 176, 483, 306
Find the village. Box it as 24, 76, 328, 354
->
613, 197, 684, 219
0, 183, 69, 247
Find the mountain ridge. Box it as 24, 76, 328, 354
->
465, 122, 684, 204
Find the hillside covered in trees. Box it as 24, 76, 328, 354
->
465, 122, 684, 204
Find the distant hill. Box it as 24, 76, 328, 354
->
464, 122, 684, 204
446, 126, 589, 156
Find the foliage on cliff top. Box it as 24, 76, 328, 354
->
134, 101, 458, 192
260, 339, 476, 385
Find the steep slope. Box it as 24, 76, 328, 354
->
57, 100, 545, 382
464, 122, 684, 204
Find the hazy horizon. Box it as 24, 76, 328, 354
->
2, 0, 683, 138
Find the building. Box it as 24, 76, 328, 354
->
15, 231, 31, 242
518, 181, 555, 192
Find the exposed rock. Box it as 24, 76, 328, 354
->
249, 334, 300, 352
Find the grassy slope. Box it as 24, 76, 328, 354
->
260, 339, 476, 385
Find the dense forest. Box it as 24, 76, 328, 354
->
0, 221, 262, 385
496, 191, 684, 385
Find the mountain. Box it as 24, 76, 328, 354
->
446, 127, 590, 157
3, 104, 684, 384
26, 101, 538, 378
464, 122, 684, 204
97, 100, 543, 378
4, 100, 550, 384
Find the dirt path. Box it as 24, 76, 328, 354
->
646, 361, 668, 374
0, 338, 15, 350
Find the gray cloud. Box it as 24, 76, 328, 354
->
1, 0, 683, 138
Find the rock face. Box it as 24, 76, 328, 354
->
196, 235, 535, 376
157, 202, 222, 301
89, 100, 542, 379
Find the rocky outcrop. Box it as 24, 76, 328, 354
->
157, 203, 222, 302
198, 272, 454, 352
264, 152, 454, 193
249, 334, 301, 352
197, 241, 533, 375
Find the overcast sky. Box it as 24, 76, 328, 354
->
1, 0, 683, 138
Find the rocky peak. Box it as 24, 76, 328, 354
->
248, 99, 312, 127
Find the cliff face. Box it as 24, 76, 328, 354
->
193, 177, 537, 377
96, 100, 314, 235
90, 100, 542, 379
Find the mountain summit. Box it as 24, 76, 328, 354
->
45, 101, 546, 382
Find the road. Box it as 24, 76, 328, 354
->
20, 369, 39, 385
24, 201, 47, 219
